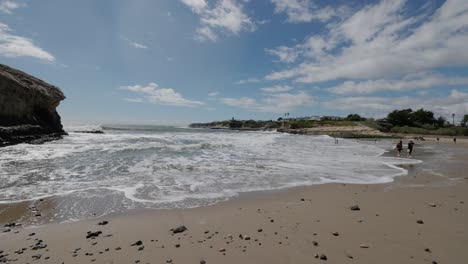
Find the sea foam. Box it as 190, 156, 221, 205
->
0, 126, 420, 218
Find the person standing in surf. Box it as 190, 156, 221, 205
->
396, 140, 403, 157
407, 140, 415, 158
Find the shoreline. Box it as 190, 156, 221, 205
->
1, 140, 467, 263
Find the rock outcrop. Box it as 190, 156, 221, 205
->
0, 64, 66, 147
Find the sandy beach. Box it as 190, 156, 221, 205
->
1, 139, 467, 264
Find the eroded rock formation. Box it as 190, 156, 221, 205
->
0, 64, 66, 146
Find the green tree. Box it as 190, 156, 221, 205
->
435, 116, 446, 128
387, 109, 413, 127
411, 108, 436, 126
461, 115, 468, 127
345, 114, 363, 121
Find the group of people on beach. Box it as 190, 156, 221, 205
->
395, 139, 415, 158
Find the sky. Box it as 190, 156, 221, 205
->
0, 0, 467, 125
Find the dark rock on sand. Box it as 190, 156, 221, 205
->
98, 221, 109, 226
131, 241, 143, 246
319, 254, 327, 260
417, 220, 424, 224
350, 205, 361, 211
200, 260, 206, 264
332, 232, 340, 236
172, 225, 187, 234
86, 231, 102, 239
0, 64, 67, 147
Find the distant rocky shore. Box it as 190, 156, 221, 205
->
189, 119, 388, 138
0, 64, 66, 147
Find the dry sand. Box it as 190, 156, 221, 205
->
1, 140, 467, 264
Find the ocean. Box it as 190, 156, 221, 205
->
0, 125, 422, 223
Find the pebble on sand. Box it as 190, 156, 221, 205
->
350, 205, 361, 211
131, 241, 143, 246
98, 221, 109, 226
360, 244, 370, 248
172, 225, 187, 234
417, 220, 424, 224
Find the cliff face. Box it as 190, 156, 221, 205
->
0, 64, 66, 146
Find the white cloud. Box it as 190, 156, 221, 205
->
265, 46, 300, 63
261, 85, 293, 93
180, 0, 256, 42
208, 92, 219, 97
328, 74, 468, 94
0, 0, 25, 14
121, 37, 148, 49
0, 23, 55, 61
235, 77, 261, 84
271, 0, 345, 23
266, 0, 468, 88
322, 89, 468, 119
220, 91, 313, 113
120, 82, 204, 107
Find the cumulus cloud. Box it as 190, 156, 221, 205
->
322, 89, 468, 120
0, 0, 25, 14
180, 0, 256, 42
271, 0, 345, 23
120, 82, 204, 107
0, 23, 55, 61
260, 85, 293, 93
328, 74, 468, 94
265, 0, 468, 89
220, 90, 313, 113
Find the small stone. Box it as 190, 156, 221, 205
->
257, 228, 263, 232
29, 233, 35, 236
115, 247, 121, 250
417, 220, 424, 224
429, 203, 437, 207
200, 260, 206, 264
204, 230, 210, 234
312, 241, 318, 246
98, 221, 109, 226
86, 231, 102, 239
347, 254, 354, 259
138, 246, 144, 251
360, 244, 370, 248
175, 244, 181, 248
270, 219, 274, 223
319, 254, 327, 260
131, 240, 143, 246
350, 205, 360, 211
332, 232, 340, 236
172, 225, 187, 234
219, 248, 226, 252
425, 248, 431, 253
166, 259, 173, 263
314, 254, 319, 258
300, 198, 305, 201
244, 236, 251, 240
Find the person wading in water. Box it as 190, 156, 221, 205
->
407, 140, 415, 158
396, 140, 403, 157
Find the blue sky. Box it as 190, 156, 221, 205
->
1, 0, 467, 125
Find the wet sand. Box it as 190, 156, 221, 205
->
1, 140, 467, 264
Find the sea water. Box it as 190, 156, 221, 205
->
0, 125, 421, 223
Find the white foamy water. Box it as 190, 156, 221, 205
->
0, 125, 420, 222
